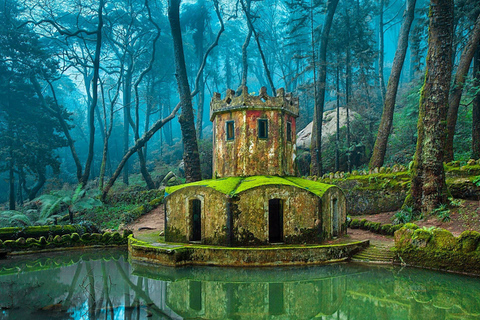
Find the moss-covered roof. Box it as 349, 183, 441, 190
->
165, 176, 335, 198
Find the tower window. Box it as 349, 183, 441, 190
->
258, 119, 268, 139
226, 121, 234, 140
286, 122, 292, 142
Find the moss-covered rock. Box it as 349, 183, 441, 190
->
71, 233, 80, 242
102, 232, 112, 243
412, 229, 432, 248
394, 227, 414, 249
431, 229, 456, 251
457, 231, 480, 253
403, 223, 419, 230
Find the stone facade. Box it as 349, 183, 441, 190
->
165, 87, 347, 247
211, 86, 298, 178
165, 176, 347, 246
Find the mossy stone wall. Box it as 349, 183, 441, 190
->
233, 185, 320, 245
165, 186, 228, 245
394, 225, 480, 274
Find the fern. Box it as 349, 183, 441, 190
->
0, 211, 33, 227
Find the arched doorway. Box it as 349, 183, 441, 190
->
332, 198, 339, 237
190, 199, 201, 241
269, 199, 283, 243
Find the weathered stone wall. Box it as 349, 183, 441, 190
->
129, 236, 369, 267
232, 185, 321, 245
213, 110, 296, 178
321, 186, 348, 239
165, 187, 228, 245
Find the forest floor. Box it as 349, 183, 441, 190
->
124, 200, 480, 247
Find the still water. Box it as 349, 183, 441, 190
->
0, 249, 479, 319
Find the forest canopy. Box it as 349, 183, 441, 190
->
0, 0, 479, 217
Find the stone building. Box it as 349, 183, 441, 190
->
165, 86, 347, 246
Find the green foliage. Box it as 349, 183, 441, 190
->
432, 204, 451, 222
472, 176, 480, 187
449, 197, 464, 207
393, 206, 421, 225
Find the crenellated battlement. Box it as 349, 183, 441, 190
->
210, 86, 299, 121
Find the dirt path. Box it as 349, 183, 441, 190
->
124, 205, 165, 237
353, 200, 480, 237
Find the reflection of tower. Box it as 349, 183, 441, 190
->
210, 86, 299, 178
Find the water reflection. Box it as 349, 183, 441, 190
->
1, 250, 480, 319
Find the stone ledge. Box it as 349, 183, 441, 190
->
128, 236, 369, 267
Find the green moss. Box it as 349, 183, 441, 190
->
431, 229, 456, 250
165, 175, 337, 198
394, 227, 414, 249
0, 225, 87, 241
457, 231, 480, 253
412, 229, 432, 248
166, 177, 243, 195
71, 233, 80, 242
102, 232, 112, 243
403, 223, 419, 230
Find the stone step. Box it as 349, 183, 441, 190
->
351, 244, 395, 264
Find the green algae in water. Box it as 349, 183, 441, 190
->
1, 252, 480, 319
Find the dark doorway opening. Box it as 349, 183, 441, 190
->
332, 198, 339, 237
269, 199, 283, 243
190, 199, 201, 241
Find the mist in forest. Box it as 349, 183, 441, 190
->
0, 0, 479, 213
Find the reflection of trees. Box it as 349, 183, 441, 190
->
3, 253, 480, 319
114, 260, 173, 319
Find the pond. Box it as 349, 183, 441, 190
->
0, 249, 479, 319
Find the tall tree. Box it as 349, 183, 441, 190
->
408, 0, 454, 213
168, 0, 202, 182
444, 12, 480, 162
369, 0, 417, 169
310, 0, 340, 176
473, 47, 480, 159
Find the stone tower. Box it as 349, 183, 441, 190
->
210, 86, 299, 178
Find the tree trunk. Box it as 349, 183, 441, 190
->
444, 12, 480, 162
369, 0, 417, 169
194, 5, 205, 140
101, 102, 182, 200
310, 0, 340, 176
80, 0, 103, 187
9, 163, 15, 210
346, 10, 352, 173
378, 0, 386, 103
335, 63, 340, 172
473, 47, 480, 159
241, 0, 276, 94
21, 168, 46, 200
241, 0, 252, 87
31, 76, 84, 182
168, 0, 202, 182
122, 63, 132, 185
163, 89, 174, 146
408, 0, 453, 214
